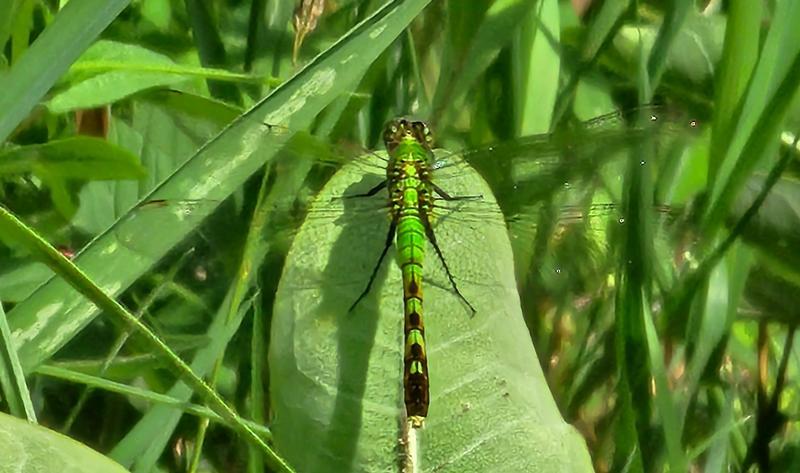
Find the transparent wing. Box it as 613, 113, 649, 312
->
114, 174, 693, 298
107, 105, 700, 295
430, 107, 699, 215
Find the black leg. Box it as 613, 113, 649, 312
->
349, 218, 398, 313
431, 183, 482, 201
420, 212, 477, 315
342, 180, 387, 199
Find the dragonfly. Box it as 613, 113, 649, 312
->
347, 117, 493, 428
108, 105, 700, 432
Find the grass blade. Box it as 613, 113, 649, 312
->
0, 0, 129, 142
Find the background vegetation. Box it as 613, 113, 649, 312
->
0, 0, 799, 472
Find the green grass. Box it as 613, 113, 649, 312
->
1, 1, 799, 472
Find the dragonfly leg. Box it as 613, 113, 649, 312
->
431, 183, 482, 201
420, 213, 477, 316
341, 180, 388, 199
349, 218, 398, 313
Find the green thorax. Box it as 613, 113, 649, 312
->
383, 118, 435, 198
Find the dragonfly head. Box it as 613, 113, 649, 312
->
383, 117, 434, 152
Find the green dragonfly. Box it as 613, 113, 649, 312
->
113, 106, 699, 431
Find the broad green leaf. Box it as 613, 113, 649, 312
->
47, 40, 260, 113
0, 137, 145, 179
0, 412, 129, 473
271, 151, 593, 472
71, 94, 236, 236
0, 261, 52, 302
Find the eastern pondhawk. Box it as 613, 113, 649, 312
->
113, 106, 700, 431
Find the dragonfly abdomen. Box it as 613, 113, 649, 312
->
397, 209, 429, 425
391, 158, 434, 427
